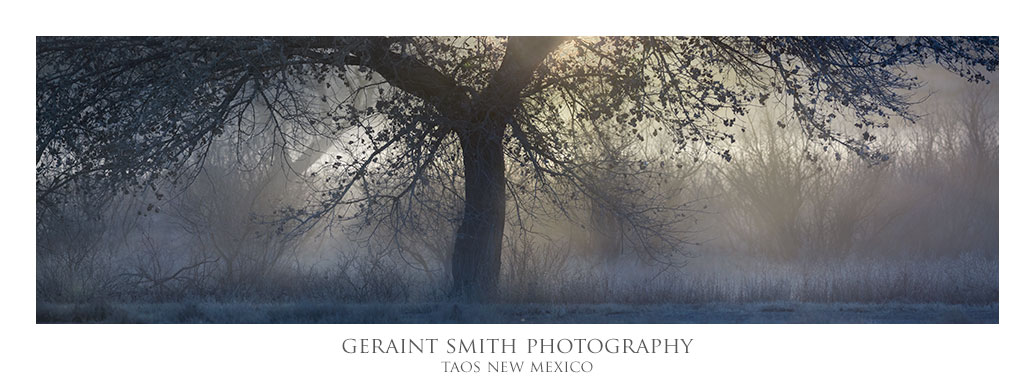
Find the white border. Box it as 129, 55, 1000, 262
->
7, 1, 1031, 384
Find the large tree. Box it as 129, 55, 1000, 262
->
36, 36, 998, 300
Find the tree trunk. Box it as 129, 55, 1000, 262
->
451, 125, 507, 301
445, 37, 568, 301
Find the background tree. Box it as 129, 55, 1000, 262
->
36, 36, 998, 301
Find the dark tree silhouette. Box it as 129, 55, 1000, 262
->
36, 36, 998, 301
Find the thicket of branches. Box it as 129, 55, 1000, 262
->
36, 83, 998, 304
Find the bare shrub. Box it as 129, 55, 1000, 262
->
36, 193, 130, 302
328, 252, 415, 303
501, 233, 574, 303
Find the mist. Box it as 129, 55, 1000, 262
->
35, 37, 998, 323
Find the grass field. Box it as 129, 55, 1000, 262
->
36, 301, 998, 324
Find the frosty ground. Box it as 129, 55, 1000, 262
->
36, 301, 997, 324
